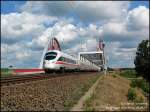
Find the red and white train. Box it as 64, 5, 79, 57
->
43, 50, 100, 72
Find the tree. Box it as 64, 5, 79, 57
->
9, 65, 13, 69
134, 39, 149, 81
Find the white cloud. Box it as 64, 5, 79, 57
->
22, 1, 129, 22
103, 22, 125, 34
1, 43, 42, 68
127, 6, 149, 30
102, 12, 149, 42
28, 20, 104, 53
72, 1, 129, 22
105, 42, 136, 67
1, 1, 149, 68
1, 12, 57, 44
28, 20, 79, 50
16, 52, 30, 60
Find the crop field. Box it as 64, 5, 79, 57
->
1, 72, 100, 111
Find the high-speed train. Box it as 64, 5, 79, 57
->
43, 50, 100, 72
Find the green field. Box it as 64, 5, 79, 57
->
1, 68, 13, 77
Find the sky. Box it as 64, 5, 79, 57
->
1, 1, 149, 68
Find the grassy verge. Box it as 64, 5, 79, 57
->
118, 70, 149, 94
83, 73, 149, 111
127, 88, 137, 101
127, 87, 145, 103
64, 74, 100, 111
83, 75, 104, 111
83, 94, 96, 111
130, 79, 149, 94
119, 70, 149, 95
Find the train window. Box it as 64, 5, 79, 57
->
64, 57, 76, 64
45, 55, 56, 60
46, 52, 57, 56
45, 52, 57, 60
58, 57, 64, 61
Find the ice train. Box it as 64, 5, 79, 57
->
43, 50, 100, 72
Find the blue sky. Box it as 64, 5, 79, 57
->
1, 1, 149, 68
129, 1, 149, 9
1, 1, 149, 14
1, 1, 25, 13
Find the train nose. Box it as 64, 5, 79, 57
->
44, 61, 55, 69
49, 64, 55, 69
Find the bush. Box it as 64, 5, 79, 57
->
135, 96, 144, 103
130, 79, 137, 88
127, 88, 137, 101
112, 74, 116, 78
139, 80, 149, 93
130, 79, 150, 93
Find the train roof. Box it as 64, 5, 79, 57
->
46, 50, 77, 60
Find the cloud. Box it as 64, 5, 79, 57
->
102, 6, 149, 42
1, 43, 43, 68
1, 1, 149, 68
127, 6, 149, 30
1, 12, 57, 44
28, 19, 103, 52
105, 42, 136, 67
22, 1, 129, 22
71, 1, 129, 22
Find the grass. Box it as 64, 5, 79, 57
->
84, 94, 95, 111
64, 101, 76, 111
135, 96, 144, 103
83, 72, 148, 111
118, 70, 149, 94
1, 68, 13, 77
130, 79, 150, 94
64, 75, 100, 111
83, 75, 105, 111
127, 88, 137, 101
119, 70, 137, 78
127, 87, 146, 104
112, 74, 117, 78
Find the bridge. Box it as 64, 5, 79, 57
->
39, 37, 106, 71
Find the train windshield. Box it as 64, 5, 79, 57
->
45, 52, 57, 60
58, 57, 64, 61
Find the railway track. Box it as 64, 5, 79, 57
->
1, 73, 66, 85
1, 74, 48, 85
1, 72, 98, 86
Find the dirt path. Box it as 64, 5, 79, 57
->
70, 74, 103, 111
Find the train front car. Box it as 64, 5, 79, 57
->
43, 50, 79, 73
44, 50, 61, 72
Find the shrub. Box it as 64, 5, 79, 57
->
127, 88, 137, 101
130, 79, 137, 88
135, 96, 144, 103
130, 79, 150, 93
139, 80, 150, 93
112, 74, 117, 78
